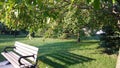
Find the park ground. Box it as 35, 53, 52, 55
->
0, 35, 117, 68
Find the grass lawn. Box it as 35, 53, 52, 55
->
0, 35, 117, 68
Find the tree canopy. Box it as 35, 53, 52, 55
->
0, 0, 119, 40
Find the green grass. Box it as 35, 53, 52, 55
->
0, 35, 117, 68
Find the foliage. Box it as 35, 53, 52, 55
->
100, 25, 120, 54
86, 0, 120, 54
0, 0, 99, 39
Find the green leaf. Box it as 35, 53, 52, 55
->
49, 0, 54, 3
112, 0, 115, 4
0, 2, 4, 5
16, 0, 22, 4
0, 2, 4, 8
71, 0, 74, 3
86, 0, 91, 4
93, 0, 100, 10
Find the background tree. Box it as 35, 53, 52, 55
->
87, 0, 120, 54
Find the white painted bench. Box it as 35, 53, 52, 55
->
1, 41, 39, 68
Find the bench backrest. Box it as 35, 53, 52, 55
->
14, 41, 39, 63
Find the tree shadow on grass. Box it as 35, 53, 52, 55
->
38, 51, 95, 68
37, 41, 97, 55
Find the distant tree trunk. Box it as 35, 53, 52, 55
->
28, 33, 32, 40
27, 32, 35, 40
77, 31, 81, 42
31, 32, 35, 37
118, 20, 120, 29
14, 30, 17, 37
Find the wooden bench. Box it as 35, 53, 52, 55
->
1, 41, 39, 68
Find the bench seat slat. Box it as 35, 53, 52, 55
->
15, 41, 38, 52
14, 45, 38, 55
14, 49, 35, 62
1, 51, 32, 68
1, 41, 39, 68
1, 52, 20, 68
14, 41, 38, 62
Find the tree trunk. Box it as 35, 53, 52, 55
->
14, 30, 17, 37
77, 31, 80, 42
28, 33, 32, 40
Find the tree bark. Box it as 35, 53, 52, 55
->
77, 31, 80, 42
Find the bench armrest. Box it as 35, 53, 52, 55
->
3, 46, 15, 53
18, 55, 35, 65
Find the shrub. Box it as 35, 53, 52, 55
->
100, 26, 120, 54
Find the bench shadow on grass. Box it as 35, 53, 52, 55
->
37, 41, 96, 68
38, 51, 95, 68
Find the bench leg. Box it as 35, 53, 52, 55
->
5, 61, 11, 65
0, 60, 11, 66
4, 60, 11, 65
